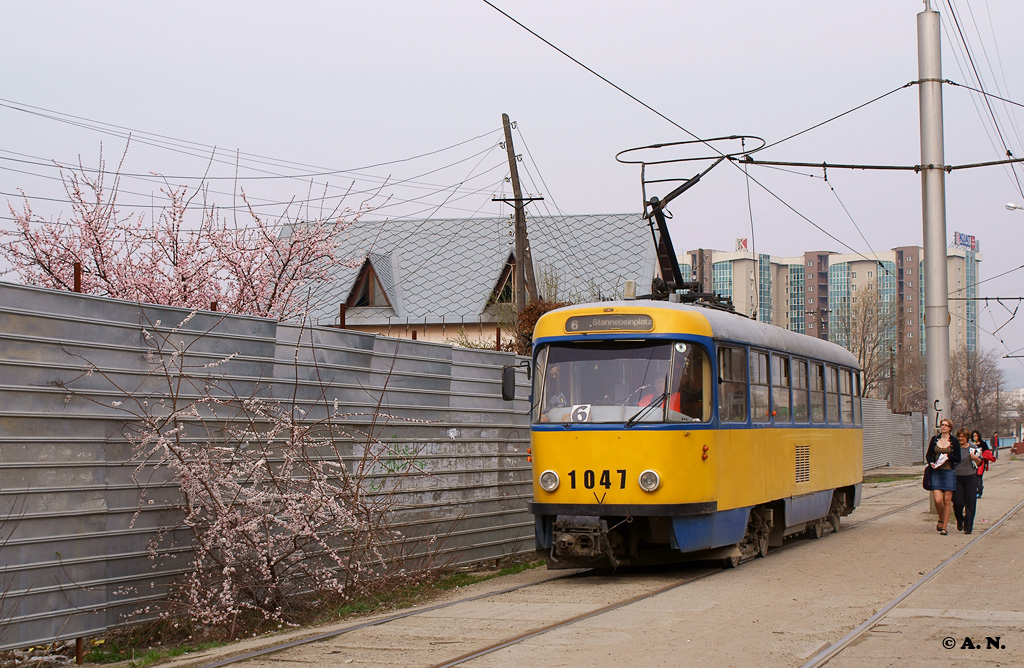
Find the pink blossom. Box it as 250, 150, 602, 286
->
2, 147, 365, 321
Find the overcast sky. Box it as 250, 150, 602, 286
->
5, 1, 1024, 387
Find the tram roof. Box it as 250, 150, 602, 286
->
538, 300, 860, 369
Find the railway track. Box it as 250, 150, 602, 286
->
184, 474, 954, 668
801, 481, 1024, 668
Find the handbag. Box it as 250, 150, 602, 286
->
922, 465, 933, 490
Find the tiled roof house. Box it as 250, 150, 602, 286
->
308, 213, 658, 344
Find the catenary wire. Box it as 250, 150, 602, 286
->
937, 1, 1024, 199
513, 125, 594, 287
511, 134, 593, 290
755, 82, 917, 153
961, 0, 1024, 152
0, 143, 509, 211
938, 2, 1009, 176
742, 139, 759, 319
367, 141, 505, 278
742, 158, 1023, 338
940, 1, 1024, 199
978, 0, 1024, 157
3, 154, 511, 227
479, 0, 729, 159
824, 175, 888, 275
483, 0, 948, 285
0, 97, 504, 181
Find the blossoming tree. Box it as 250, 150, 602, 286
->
2, 149, 362, 320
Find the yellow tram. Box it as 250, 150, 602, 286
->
514, 299, 863, 568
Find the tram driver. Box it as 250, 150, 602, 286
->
543, 364, 569, 409
636, 344, 708, 422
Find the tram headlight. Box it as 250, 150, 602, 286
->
638, 469, 661, 492
539, 470, 560, 492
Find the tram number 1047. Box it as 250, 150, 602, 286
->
567, 469, 627, 490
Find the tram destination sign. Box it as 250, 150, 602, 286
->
565, 313, 655, 333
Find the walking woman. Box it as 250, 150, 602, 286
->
926, 418, 959, 534
952, 428, 984, 534
971, 430, 995, 498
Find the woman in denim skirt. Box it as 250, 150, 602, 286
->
926, 418, 960, 535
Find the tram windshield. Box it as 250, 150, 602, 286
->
533, 340, 711, 424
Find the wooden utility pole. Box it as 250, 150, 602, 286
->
501, 113, 538, 312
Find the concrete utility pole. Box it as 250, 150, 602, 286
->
501, 113, 538, 312
918, 6, 951, 433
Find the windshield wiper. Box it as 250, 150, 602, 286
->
625, 392, 668, 428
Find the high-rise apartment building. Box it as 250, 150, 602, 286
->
681, 236, 981, 355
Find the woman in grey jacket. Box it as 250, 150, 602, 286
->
952, 428, 984, 534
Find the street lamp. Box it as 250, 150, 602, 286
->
1006, 202, 1024, 211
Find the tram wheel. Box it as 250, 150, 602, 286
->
756, 533, 769, 558
807, 520, 824, 540
827, 494, 844, 534
722, 555, 740, 569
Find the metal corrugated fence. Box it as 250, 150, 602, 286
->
862, 398, 925, 469
0, 281, 533, 651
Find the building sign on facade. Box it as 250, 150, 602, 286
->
952, 231, 978, 250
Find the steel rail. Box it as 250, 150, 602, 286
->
800, 497, 1024, 668
418, 496, 933, 668
189, 572, 580, 668
186, 486, 940, 668
857, 465, 1016, 503
424, 569, 719, 668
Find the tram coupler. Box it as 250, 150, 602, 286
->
552, 515, 610, 560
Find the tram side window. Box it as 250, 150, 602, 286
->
667, 342, 711, 422
750, 350, 770, 423
854, 370, 863, 424
826, 365, 840, 423
718, 346, 748, 423
810, 362, 825, 423
772, 355, 792, 422
793, 358, 809, 423
840, 368, 854, 424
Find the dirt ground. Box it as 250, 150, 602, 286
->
151, 458, 1024, 668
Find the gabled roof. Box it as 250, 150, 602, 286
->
309, 213, 657, 327
345, 253, 396, 309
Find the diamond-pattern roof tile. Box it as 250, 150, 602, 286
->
309, 213, 656, 326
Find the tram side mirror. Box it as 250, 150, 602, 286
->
501, 361, 532, 401
502, 366, 516, 401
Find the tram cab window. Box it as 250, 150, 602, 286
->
826, 365, 840, 423
750, 351, 770, 423
792, 359, 809, 423
772, 355, 792, 422
718, 346, 748, 423
532, 346, 562, 422
534, 341, 711, 424
810, 362, 825, 423
840, 368, 854, 424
